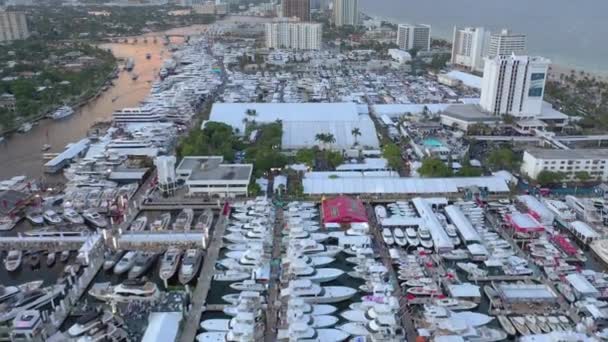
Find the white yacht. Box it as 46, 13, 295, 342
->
229, 280, 266, 292
173, 208, 194, 230
25, 211, 44, 225
50, 105, 74, 120
286, 259, 344, 283
43, 210, 63, 224
0, 284, 65, 323
277, 323, 349, 342
128, 252, 157, 279
113, 251, 138, 275
112, 107, 164, 123
83, 210, 108, 228
419, 227, 433, 249
382, 229, 394, 246
374, 205, 387, 221
405, 228, 419, 246
213, 270, 250, 282
446, 225, 461, 245
288, 298, 337, 316
194, 209, 213, 231
89, 279, 159, 303
393, 228, 407, 247
130, 216, 147, 231
149, 213, 171, 231
4, 250, 22, 272
286, 309, 338, 328
178, 249, 203, 284
200, 311, 260, 332
159, 248, 182, 281
61, 209, 83, 225
456, 262, 488, 277
67, 310, 113, 337
289, 239, 342, 257
281, 279, 356, 304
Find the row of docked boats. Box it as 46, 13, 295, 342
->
3, 250, 72, 271
25, 208, 107, 228
0, 280, 65, 323
128, 208, 213, 232
102, 247, 203, 284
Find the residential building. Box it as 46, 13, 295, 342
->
480, 55, 550, 117
333, 0, 359, 27
451, 26, 489, 72
265, 22, 322, 50
282, 0, 310, 21
396, 24, 431, 51
0, 11, 29, 42
176, 156, 253, 197
521, 149, 608, 181
487, 29, 526, 57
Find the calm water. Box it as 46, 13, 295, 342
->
361, 0, 608, 74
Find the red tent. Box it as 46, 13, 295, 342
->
322, 196, 368, 224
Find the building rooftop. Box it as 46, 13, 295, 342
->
442, 104, 500, 122
189, 164, 252, 182
526, 148, 608, 160
445, 71, 482, 89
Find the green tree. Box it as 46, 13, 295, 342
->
536, 171, 566, 186
574, 171, 592, 183
325, 150, 344, 169
248, 181, 262, 196
295, 148, 316, 167
418, 157, 453, 177
486, 148, 519, 171
382, 143, 402, 170
351, 127, 361, 146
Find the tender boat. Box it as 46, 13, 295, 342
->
173, 208, 194, 230
159, 248, 182, 281
83, 210, 108, 228
130, 216, 147, 231
103, 250, 125, 271
46, 251, 56, 267
4, 250, 22, 272
194, 209, 213, 231
497, 315, 516, 336
63, 208, 85, 224
405, 228, 419, 246
381, 229, 394, 246
89, 279, 159, 303
149, 213, 171, 231
393, 228, 407, 247
179, 249, 203, 284
113, 251, 138, 275
128, 252, 158, 279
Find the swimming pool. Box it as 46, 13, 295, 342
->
423, 137, 443, 148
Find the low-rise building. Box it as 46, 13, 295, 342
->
176, 156, 253, 197
521, 149, 608, 181
440, 104, 501, 131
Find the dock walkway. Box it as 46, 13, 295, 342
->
178, 209, 228, 342
265, 206, 283, 342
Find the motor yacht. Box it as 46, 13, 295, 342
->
89, 279, 159, 303
4, 250, 22, 272
0, 284, 65, 323
419, 227, 433, 249
159, 248, 182, 281
194, 209, 214, 231
286, 258, 344, 283
200, 311, 261, 332
179, 249, 203, 284
229, 280, 266, 292
149, 213, 171, 231
277, 323, 349, 342
445, 225, 461, 245
173, 208, 194, 230
497, 315, 516, 336
288, 239, 342, 257
288, 298, 337, 316
63, 208, 85, 224
103, 250, 125, 271
286, 309, 338, 329
405, 228, 419, 246
374, 205, 387, 221
128, 252, 157, 279
51, 105, 74, 120
130, 216, 147, 231
25, 211, 44, 225
222, 291, 267, 305
213, 270, 250, 282
441, 249, 470, 261
393, 228, 407, 247
456, 262, 488, 277
83, 210, 108, 228
281, 279, 356, 304
510, 316, 530, 335
381, 229, 394, 246
433, 298, 478, 311
113, 251, 138, 275
68, 310, 113, 337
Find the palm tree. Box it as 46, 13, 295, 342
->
351, 128, 361, 146
315, 133, 327, 149
315, 133, 336, 150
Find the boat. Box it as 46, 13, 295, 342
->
446, 225, 461, 245
381, 229, 394, 246
125, 58, 134, 71
547, 316, 562, 331
441, 249, 470, 261
4, 250, 22, 271
468, 327, 508, 342
173, 209, 194, 230
456, 262, 488, 277
200, 311, 261, 332
43, 210, 62, 224
536, 316, 551, 333
89, 279, 159, 303
130, 216, 147, 231
113, 251, 138, 275
128, 252, 157, 279
484, 285, 498, 300
525, 315, 542, 334
402, 277, 434, 288
0, 284, 65, 323
406, 286, 440, 296
229, 280, 266, 292
159, 248, 182, 281
510, 316, 530, 335
419, 227, 433, 249
41, 144, 51, 151
46, 252, 56, 267
194, 209, 213, 231
287, 310, 338, 329
149, 213, 171, 231
28, 253, 40, 268
213, 270, 251, 282
68, 310, 113, 337
497, 315, 516, 336
60, 250, 71, 263
18, 122, 32, 133
178, 249, 203, 284
50, 105, 74, 120
83, 210, 108, 228
556, 283, 576, 303
405, 228, 419, 246
25, 211, 44, 225
63, 208, 85, 224
103, 250, 125, 271
433, 298, 478, 310
393, 228, 407, 247
288, 298, 337, 316
0, 216, 17, 231
280, 279, 357, 304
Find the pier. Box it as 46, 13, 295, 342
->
0, 235, 90, 251
178, 208, 228, 342
114, 231, 207, 251
265, 205, 283, 342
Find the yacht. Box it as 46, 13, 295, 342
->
50, 106, 74, 120
381, 229, 394, 246
288, 298, 337, 316
68, 310, 113, 337
46, 252, 56, 267
287, 261, 344, 283
60, 250, 71, 263
286, 310, 339, 329
63, 208, 85, 224
281, 279, 357, 304
83, 210, 108, 228
213, 270, 250, 282
149, 213, 171, 231
173, 208, 194, 230
129, 216, 147, 232
468, 327, 508, 342
446, 225, 461, 245
405, 228, 419, 246
0, 216, 17, 231
497, 315, 516, 336
89, 279, 159, 303
277, 323, 349, 342
289, 239, 343, 257
113, 251, 138, 275
194, 209, 213, 231
179, 249, 203, 284
4, 250, 22, 272
433, 298, 478, 310
112, 107, 163, 123
441, 249, 470, 261
393, 228, 407, 247
159, 248, 182, 281
103, 250, 125, 271
418, 227, 433, 249
128, 252, 157, 279
200, 311, 260, 332
25, 211, 44, 225
510, 316, 530, 335
0, 284, 65, 323
456, 262, 488, 277
374, 205, 387, 221
229, 280, 266, 292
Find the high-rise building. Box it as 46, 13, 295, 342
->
282, 0, 310, 21
480, 55, 550, 117
396, 24, 431, 51
451, 26, 489, 72
333, 0, 359, 27
0, 10, 29, 42
265, 22, 322, 50
487, 29, 527, 57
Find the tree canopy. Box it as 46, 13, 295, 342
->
536, 171, 566, 186
418, 157, 452, 177
382, 143, 402, 170
486, 148, 519, 171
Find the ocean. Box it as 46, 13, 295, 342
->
360, 0, 608, 75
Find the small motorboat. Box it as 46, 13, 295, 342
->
149, 213, 171, 231
4, 250, 22, 272
43, 210, 63, 225
41, 144, 51, 151
114, 251, 138, 275
60, 250, 71, 263
46, 252, 56, 267
213, 270, 250, 282
173, 209, 194, 230
497, 315, 516, 336
83, 210, 108, 228
194, 209, 214, 231
130, 216, 147, 231
159, 248, 182, 281
26, 211, 45, 225
63, 208, 85, 224
510, 316, 530, 335
525, 315, 542, 334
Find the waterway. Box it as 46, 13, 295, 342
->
0, 37, 183, 180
